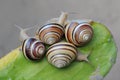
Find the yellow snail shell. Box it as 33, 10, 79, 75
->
65, 20, 93, 46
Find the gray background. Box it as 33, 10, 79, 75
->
0, 0, 119, 80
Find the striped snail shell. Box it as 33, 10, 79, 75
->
46, 42, 90, 68
46, 42, 77, 68
15, 25, 46, 61
22, 38, 45, 61
65, 19, 93, 46
36, 12, 68, 45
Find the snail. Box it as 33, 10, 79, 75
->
46, 42, 90, 68
15, 25, 46, 61
65, 19, 93, 46
36, 12, 68, 45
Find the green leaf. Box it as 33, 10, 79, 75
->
0, 22, 117, 80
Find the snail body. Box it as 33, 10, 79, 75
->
15, 25, 46, 61
65, 20, 93, 46
36, 12, 68, 45
46, 42, 89, 68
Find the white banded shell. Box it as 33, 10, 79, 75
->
15, 25, 46, 61
65, 20, 93, 46
36, 12, 68, 45
37, 23, 64, 45
46, 42, 77, 68
22, 38, 46, 61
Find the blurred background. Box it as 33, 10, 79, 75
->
0, 0, 119, 80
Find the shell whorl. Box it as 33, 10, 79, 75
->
15, 25, 46, 61
37, 23, 64, 45
36, 12, 68, 45
22, 38, 45, 61
46, 42, 77, 68
65, 20, 93, 46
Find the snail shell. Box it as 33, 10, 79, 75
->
15, 25, 46, 61
46, 42, 77, 68
22, 38, 45, 61
37, 23, 64, 45
65, 20, 93, 46
36, 12, 68, 45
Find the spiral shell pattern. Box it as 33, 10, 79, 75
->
22, 38, 45, 61
65, 21, 93, 46
37, 23, 64, 45
46, 42, 77, 68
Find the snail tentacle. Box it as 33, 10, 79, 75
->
76, 49, 95, 68
76, 53, 89, 62
76, 49, 93, 62
58, 12, 68, 26
15, 24, 29, 42
15, 24, 37, 42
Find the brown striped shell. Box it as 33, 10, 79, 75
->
22, 38, 46, 61
36, 12, 68, 45
65, 20, 93, 46
15, 25, 46, 61
46, 42, 77, 68
37, 23, 64, 45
